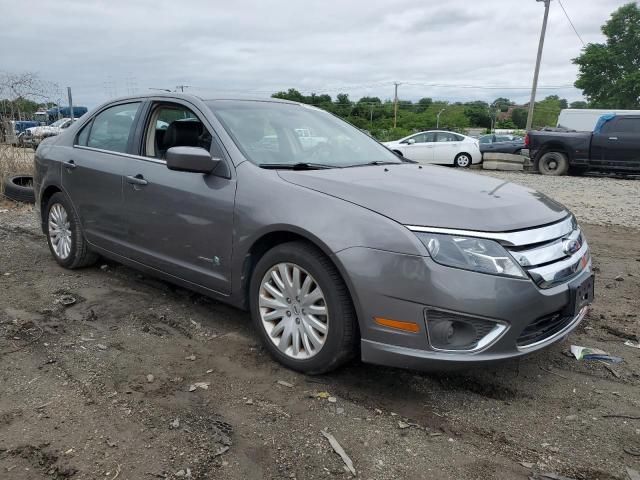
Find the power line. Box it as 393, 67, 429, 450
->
558, 0, 586, 46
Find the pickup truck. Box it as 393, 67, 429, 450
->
525, 114, 640, 175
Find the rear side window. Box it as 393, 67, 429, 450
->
84, 102, 141, 153
436, 132, 462, 142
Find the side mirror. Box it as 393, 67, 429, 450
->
407, 138, 416, 145
166, 146, 219, 174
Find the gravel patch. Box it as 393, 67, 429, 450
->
476, 171, 640, 229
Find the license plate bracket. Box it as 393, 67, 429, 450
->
563, 274, 595, 317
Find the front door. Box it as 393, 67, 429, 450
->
121, 101, 236, 295
401, 132, 435, 163
63, 101, 142, 251
593, 116, 640, 169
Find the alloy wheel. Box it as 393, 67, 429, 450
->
48, 203, 72, 259
456, 154, 471, 167
258, 262, 329, 360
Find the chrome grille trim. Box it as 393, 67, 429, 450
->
510, 229, 582, 268
406, 215, 575, 247
527, 241, 590, 288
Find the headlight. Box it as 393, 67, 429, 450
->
415, 232, 526, 279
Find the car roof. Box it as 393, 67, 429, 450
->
100, 92, 301, 106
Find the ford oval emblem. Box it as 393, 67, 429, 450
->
562, 238, 581, 255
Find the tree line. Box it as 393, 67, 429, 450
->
271, 88, 585, 141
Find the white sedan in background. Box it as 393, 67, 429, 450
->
383, 130, 481, 168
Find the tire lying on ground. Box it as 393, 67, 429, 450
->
2, 174, 36, 204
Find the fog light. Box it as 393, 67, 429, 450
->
425, 309, 507, 352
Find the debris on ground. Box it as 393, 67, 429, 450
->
188, 382, 210, 392
627, 467, 640, 480
624, 340, 640, 349
146, 374, 154, 383
277, 380, 294, 388
398, 421, 410, 429
56, 294, 77, 306
97, 344, 108, 351
570, 345, 623, 363
185, 354, 196, 361
624, 447, 640, 456
315, 391, 330, 399
170, 418, 180, 429
328, 396, 337, 403
321, 429, 356, 475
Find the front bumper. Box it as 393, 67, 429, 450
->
336, 247, 591, 370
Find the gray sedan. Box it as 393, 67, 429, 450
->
479, 134, 525, 156
33, 94, 593, 373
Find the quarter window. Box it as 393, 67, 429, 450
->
85, 102, 141, 153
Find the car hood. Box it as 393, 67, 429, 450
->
27, 126, 61, 136
278, 164, 568, 232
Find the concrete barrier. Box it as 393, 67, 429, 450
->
482, 153, 525, 171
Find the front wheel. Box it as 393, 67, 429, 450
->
249, 242, 357, 374
454, 153, 472, 168
45, 192, 98, 269
537, 151, 569, 176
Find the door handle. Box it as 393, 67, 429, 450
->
608, 137, 618, 140
63, 160, 77, 170
126, 174, 148, 186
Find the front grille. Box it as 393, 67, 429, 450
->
516, 311, 573, 347
502, 216, 591, 289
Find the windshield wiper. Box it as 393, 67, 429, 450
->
343, 160, 409, 168
259, 162, 336, 170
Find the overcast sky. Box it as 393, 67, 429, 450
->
0, 0, 631, 107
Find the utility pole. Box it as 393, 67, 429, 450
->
437, 108, 445, 129
67, 87, 74, 121
393, 82, 400, 129
526, 0, 551, 131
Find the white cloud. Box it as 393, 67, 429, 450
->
0, 0, 629, 107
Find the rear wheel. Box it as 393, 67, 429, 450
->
537, 151, 569, 176
45, 192, 98, 269
454, 153, 472, 168
249, 241, 357, 374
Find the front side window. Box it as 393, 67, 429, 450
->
210, 101, 402, 167
479, 136, 492, 144
143, 104, 212, 159
406, 133, 427, 144
611, 118, 640, 134
84, 102, 141, 153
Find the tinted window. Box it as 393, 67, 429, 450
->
611, 118, 640, 134
423, 132, 437, 142
479, 135, 493, 144
86, 102, 141, 153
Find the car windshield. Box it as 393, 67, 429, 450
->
209, 100, 402, 168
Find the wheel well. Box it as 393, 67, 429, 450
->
39, 185, 62, 232
536, 143, 570, 162
240, 231, 360, 332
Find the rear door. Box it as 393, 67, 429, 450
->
591, 116, 640, 170
121, 99, 236, 295
433, 132, 463, 164
64, 101, 142, 251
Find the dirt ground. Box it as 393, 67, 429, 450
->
1, 193, 639, 480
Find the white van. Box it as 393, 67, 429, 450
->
557, 108, 640, 131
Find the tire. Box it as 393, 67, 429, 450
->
3, 174, 35, 204
45, 192, 98, 269
454, 153, 472, 168
537, 151, 569, 176
249, 241, 358, 374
